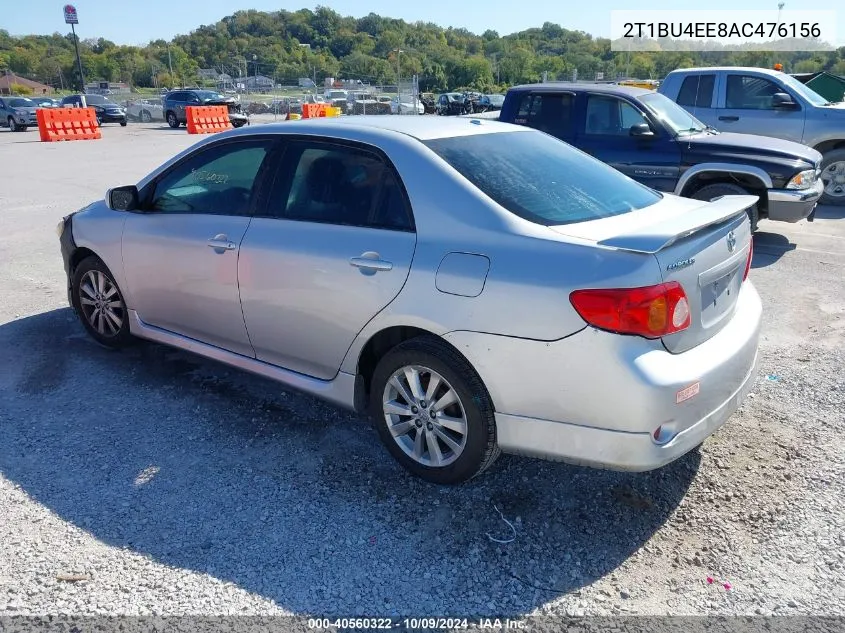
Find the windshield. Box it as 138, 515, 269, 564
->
778, 74, 830, 106
9, 98, 36, 107
82, 94, 114, 105
196, 91, 224, 101
639, 92, 708, 136
424, 131, 661, 226
328, 91, 346, 99
486, 94, 505, 105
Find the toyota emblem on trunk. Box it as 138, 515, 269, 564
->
726, 231, 737, 252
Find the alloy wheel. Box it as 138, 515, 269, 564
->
381, 365, 468, 467
78, 270, 124, 337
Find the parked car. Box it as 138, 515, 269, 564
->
57, 117, 760, 484
0, 96, 39, 131
60, 94, 127, 126
325, 89, 349, 111
34, 97, 60, 108
436, 92, 471, 116
390, 96, 424, 115
127, 98, 164, 123
658, 67, 845, 205
497, 83, 823, 230
162, 89, 248, 129
477, 94, 505, 112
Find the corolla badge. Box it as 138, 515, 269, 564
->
726, 230, 737, 252
667, 258, 695, 271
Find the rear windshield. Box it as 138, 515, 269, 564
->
423, 131, 662, 225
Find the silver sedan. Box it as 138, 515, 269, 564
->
57, 116, 761, 484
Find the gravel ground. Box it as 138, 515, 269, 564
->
0, 123, 843, 619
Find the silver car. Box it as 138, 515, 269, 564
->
57, 117, 761, 484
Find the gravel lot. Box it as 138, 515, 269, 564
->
0, 121, 843, 619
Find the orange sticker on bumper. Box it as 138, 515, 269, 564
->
676, 382, 700, 404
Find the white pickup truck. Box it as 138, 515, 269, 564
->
659, 67, 845, 205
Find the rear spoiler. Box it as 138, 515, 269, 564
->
597, 194, 757, 254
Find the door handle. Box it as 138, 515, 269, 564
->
350, 251, 393, 273
207, 234, 236, 251
718, 116, 739, 122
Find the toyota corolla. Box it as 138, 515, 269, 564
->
57, 117, 761, 484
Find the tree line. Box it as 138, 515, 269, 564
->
2, 7, 845, 93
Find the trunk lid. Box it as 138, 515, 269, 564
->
550, 193, 755, 353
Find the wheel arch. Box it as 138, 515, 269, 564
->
813, 139, 845, 156
352, 325, 496, 413
676, 165, 770, 215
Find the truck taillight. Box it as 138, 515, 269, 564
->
570, 282, 691, 339
743, 239, 753, 282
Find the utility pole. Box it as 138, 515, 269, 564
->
167, 45, 173, 76
393, 48, 403, 94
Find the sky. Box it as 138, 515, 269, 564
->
5, 0, 844, 46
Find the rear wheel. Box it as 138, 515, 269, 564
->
690, 182, 759, 232
166, 111, 179, 128
369, 336, 500, 484
819, 148, 845, 206
71, 256, 133, 349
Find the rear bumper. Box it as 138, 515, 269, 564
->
766, 179, 823, 222
444, 281, 762, 471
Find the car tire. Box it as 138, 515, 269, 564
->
8, 116, 20, 132
690, 182, 759, 232
166, 111, 179, 128
140, 110, 152, 123
71, 256, 134, 349
369, 335, 500, 485
120, 120, 127, 127
819, 148, 845, 206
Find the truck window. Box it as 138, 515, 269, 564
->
513, 93, 574, 138
677, 74, 715, 108
584, 95, 649, 136
726, 75, 783, 110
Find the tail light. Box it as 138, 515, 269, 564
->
743, 238, 753, 282
570, 282, 691, 339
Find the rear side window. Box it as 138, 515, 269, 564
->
424, 131, 661, 226
512, 93, 574, 138
677, 74, 715, 108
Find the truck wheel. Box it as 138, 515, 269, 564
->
819, 148, 845, 206
690, 182, 759, 232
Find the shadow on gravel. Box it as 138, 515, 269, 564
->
0, 308, 700, 616
751, 231, 795, 269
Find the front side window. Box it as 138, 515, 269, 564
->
273, 142, 413, 231
424, 130, 661, 226
726, 75, 786, 110
584, 95, 649, 136
147, 140, 274, 216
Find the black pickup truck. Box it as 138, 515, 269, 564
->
492, 83, 824, 230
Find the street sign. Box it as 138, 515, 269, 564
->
64, 4, 78, 24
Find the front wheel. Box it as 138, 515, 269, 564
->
8, 117, 20, 132
369, 336, 500, 484
139, 110, 152, 123
166, 111, 179, 128
71, 256, 134, 349
690, 182, 759, 232
119, 120, 127, 127
819, 148, 845, 206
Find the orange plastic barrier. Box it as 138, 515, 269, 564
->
301, 103, 325, 119
185, 105, 233, 134
36, 107, 101, 142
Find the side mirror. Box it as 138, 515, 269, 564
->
772, 92, 798, 109
106, 185, 139, 212
630, 123, 655, 137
